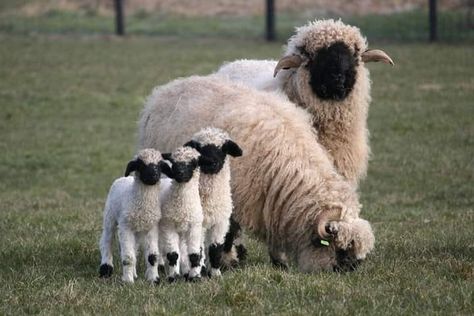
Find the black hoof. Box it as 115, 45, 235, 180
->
158, 264, 165, 274
153, 277, 161, 285
167, 276, 177, 283
99, 264, 113, 278
185, 276, 201, 283
270, 258, 288, 270
201, 266, 208, 277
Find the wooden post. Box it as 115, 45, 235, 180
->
114, 0, 125, 36
429, 0, 437, 42
266, 0, 275, 41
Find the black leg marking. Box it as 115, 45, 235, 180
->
167, 276, 177, 283
148, 254, 158, 266
209, 243, 223, 269
189, 253, 201, 268
223, 216, 241, 253
158, 264, 165, 274
99, 264, 113, 278
153, 277, 161, 285
166, 252, 179, 266
236, 244, 247, 261
201, 265, 208, 277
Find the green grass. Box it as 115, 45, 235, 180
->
0, 9, 473, 42
0, 27, 473, 315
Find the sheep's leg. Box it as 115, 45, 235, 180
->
143, 225, 160, 284
222, 216, 247, 268
118, 226, 137, 283
160, 221, 180, 283
179, 237, 189, 278
99, 215, 116, 278
185, 222, 203, 281
268, 247, 289, 270
207, 219, 229, 277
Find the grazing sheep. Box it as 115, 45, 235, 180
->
138, 75, 374, 272
159, 146, 203, 282
99, 149, 172, 284
184, 127, 243, 277
216, 19, 394, 185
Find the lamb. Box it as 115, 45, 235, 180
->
138, 75, 375, 272
99, 148, 172, 284
184, 127, 243, 277
158, 146, 204, 282
216, 19, 394, 186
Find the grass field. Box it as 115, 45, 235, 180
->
0, 12, 473, 315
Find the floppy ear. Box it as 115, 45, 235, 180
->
161, 153, 172, 162
125, 159, 139, 177
184, 140, 201, 151
159, 161, 174, 179
222, 140, 243, 157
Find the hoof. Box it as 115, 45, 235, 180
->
167, 276, 177, 283
153, 277, 161, 285
185, 275, 201, 283
200, 266, 208, 277
99, 264, 113, 278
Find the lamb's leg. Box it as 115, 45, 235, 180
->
99, 215, 116, 278
160, 221, 180, 283
185, 222, 203, 281
268, 247, 289, 270
179, 237, 189, 278
207, 219, 229, 277
143, 225, 160, 284
222, 216, 247, 268
118, 226, 136, 283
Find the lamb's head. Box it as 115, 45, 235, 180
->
184, 127, 243, 175
125, 148, 170, 185
162, 146, 201, 183
297, 207, 375, 273
274, 19, 393, 102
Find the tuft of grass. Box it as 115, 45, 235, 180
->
0, 27, 473, 315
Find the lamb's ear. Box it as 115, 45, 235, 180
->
159, 161, 174, 179
184, 140, 201, 151
125, 159, 139, 177
273, 54, 303, 77
161, 153, 172, 162
222, 140, 243, 157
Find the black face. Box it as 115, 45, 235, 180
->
311, 236, 361, 272
170, 160, 198, 183
307, 42, 357, 101
125, 159, 161, 185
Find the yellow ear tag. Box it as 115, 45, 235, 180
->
320, 240, 330, 246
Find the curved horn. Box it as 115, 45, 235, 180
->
361, 49, 394, 66
315, 206, 343, 239
273, 55, 303, 77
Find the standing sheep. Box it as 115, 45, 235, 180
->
159, 146, 203, 282
138, 75, 375, 272
184, 127, 243, 277
99, 149, 172, 284
216, 19, 394, 185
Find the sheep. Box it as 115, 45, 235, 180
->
138, 75, 375, 273
158, 146, 204, 282
184, 127, 243, 277
98, 148, 172, 284
216, 19, 394, 186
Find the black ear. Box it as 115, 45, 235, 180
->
125, 159, 139, 177
160, 161, 174, 179
222, 140, 243, 157
162, 153, 172, 162
184, 140, 201, 151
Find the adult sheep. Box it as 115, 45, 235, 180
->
217, 19, 394, 185
138, 75, 374, 272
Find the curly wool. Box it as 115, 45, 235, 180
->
138, 75, 374, 271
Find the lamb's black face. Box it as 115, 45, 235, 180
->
171, 160, 198, 183
195, 144, 226, 175
125, 158, 161, 185
308, 42, 357, 101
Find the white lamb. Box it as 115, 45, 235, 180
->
184, 127, 243, 277
98, 148, 172, 284
159, 146, 204, 282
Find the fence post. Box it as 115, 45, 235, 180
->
266, 0, 275, 41
429, 0, 437, 41
114, 0, 125, 36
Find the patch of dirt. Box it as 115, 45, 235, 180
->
18, 0, 469, 17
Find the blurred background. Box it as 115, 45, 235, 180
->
1, 0, 473, 42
